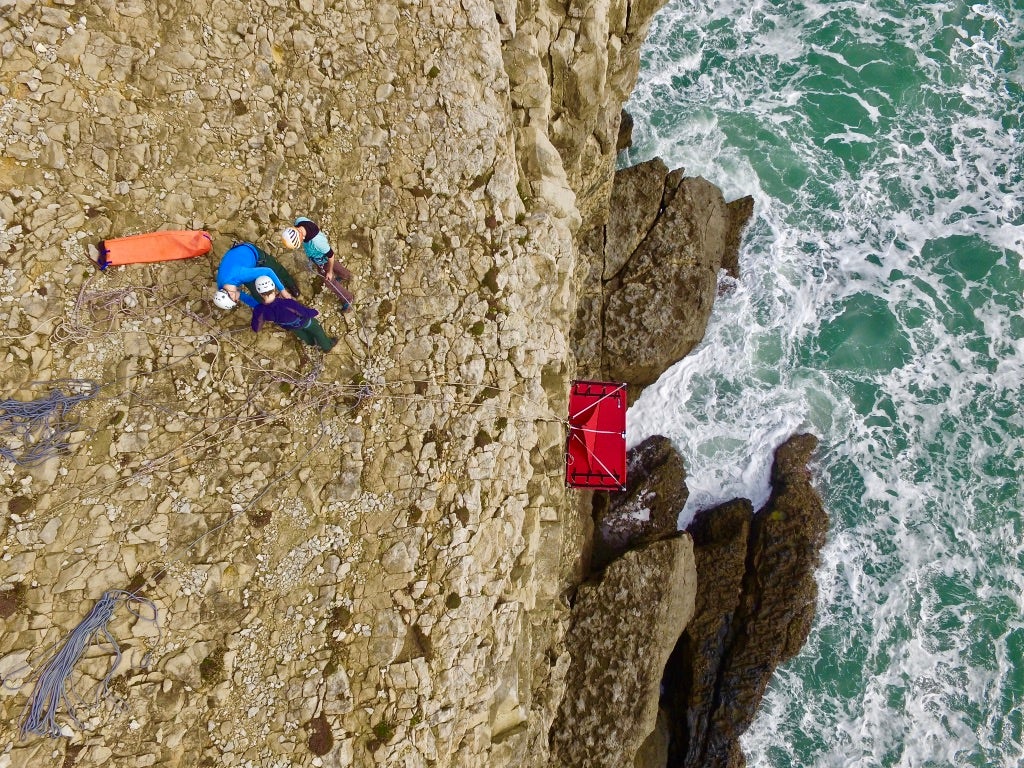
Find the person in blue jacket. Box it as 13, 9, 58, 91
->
213, 241, 299, 310
250, 276, 336, 352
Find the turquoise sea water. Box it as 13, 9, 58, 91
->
624, 2, 1024, 766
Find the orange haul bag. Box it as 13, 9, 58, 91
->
97, 230, 212, 270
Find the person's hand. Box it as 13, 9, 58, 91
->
280, 289, 293, 299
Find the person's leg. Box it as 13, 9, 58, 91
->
330, 262, 353, 283
290, 323, 316, 346
316, 265, 353, 311
255, 247, 300, 296
303, 319, 336, 351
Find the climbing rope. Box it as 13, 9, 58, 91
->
13, 390, 342, 740
17, 590, 158, 740
51, 276, 163, 345
0, 379, 100, 466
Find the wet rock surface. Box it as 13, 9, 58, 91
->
664, 434, 828, 768
590, 434, 687, 571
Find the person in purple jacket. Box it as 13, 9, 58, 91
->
250, 276, 337, 352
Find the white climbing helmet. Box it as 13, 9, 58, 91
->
254, 275, 276, 294
213, 290, 236, 310
281, 226, 302, 250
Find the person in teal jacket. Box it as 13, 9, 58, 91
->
281, 218, 354, 286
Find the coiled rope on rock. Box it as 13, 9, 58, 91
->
17, 590, 159, 740
0, 379, 100, 466
11, 390, 338, 740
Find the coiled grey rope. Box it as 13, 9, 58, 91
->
18, 590, 159, 739
0, 379, 99, 466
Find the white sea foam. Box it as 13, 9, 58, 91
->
628, 0, 1024, 765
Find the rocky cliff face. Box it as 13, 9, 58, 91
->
0, 0, 582, 765
665, 434, 827, 768
0, 1, 824, 767
0, 0, 678, 766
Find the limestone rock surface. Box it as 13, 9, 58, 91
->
573, 157, 755, 395
548, 535, 697, 768
0, 0, 597, 765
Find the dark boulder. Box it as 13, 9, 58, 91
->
591, 434, 688, 570
617, 109, 634, 152
664, 434, 827, 768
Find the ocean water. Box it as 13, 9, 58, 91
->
623, 1, 1024, 766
